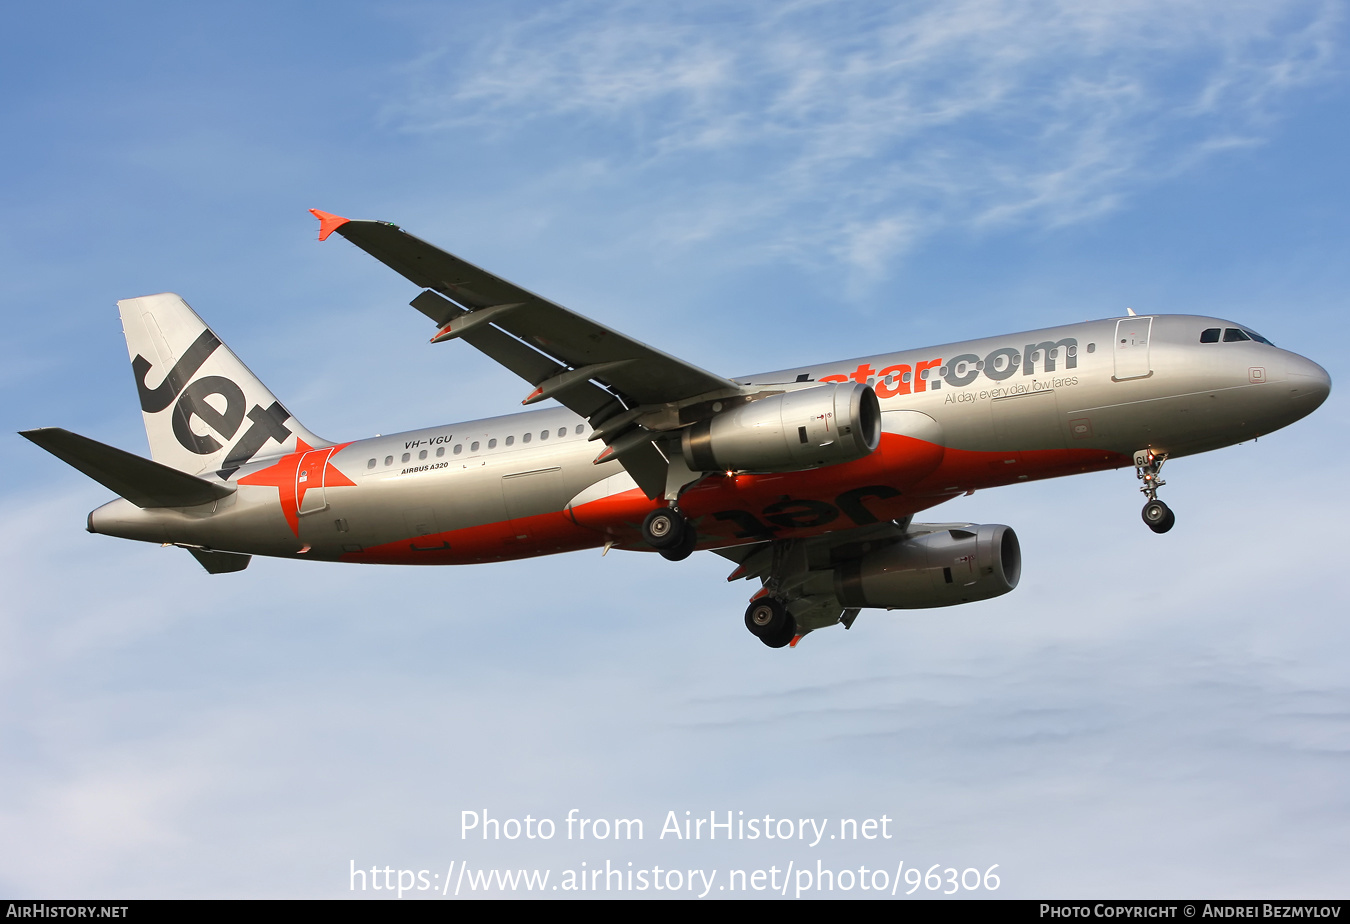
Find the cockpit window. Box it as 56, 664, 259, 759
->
1223, 328, 1251, 342
1200, 328, 1220, 343
1242, 328, 1273, 345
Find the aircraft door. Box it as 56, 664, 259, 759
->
296, 448, 331, 516
1113, 317, 1153, 381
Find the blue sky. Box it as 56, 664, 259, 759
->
2, 0, 1348, 898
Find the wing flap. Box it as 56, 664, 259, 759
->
410, 290, 619, 420
20, 428, 236, 508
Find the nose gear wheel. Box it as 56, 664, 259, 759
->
1141, 499, 1175, 533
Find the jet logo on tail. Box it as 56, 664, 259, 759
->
132, 327, 296, 477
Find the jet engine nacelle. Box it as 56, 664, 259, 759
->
834, 525, 1021, 609
681, 382, 881, 473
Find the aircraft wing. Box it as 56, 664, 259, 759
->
713, 519, 914, 583
313, 211, 748, 498
712, 517, 974, 637
315, 212, 741, 406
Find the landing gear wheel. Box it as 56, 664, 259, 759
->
659, 521, 699, 561
1142, 499, 1175, 534
642, 507, 686, 551
744, 598, 797, 648
763, 617, 797, 649
1134, 449, 1174, 534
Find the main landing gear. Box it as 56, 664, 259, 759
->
1134, 449, 1175, 534
642, 507, 699, 561
744, 596, 798, 649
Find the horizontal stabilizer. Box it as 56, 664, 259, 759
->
187, 548, 251, 573
20, 428, 236, 508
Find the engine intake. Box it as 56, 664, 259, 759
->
834, 525, 1021, 609
682, 383, 881, 473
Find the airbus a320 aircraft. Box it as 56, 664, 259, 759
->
22, 210, 1331, 648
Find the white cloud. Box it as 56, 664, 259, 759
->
391, 0, 1342, 278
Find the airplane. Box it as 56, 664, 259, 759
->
20, 210, 1332, 649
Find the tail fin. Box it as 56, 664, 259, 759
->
118, 293, 326, 478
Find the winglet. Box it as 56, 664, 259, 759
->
309, 209, 349, 242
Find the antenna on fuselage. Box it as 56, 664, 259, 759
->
1126, 307, 1138, 316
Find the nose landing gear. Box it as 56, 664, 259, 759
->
1134, 449, 1175, 534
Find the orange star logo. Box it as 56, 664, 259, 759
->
238, 439, 355, 536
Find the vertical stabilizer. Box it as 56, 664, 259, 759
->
118, 293, 327, 478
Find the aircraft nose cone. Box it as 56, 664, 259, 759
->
1287, 354, 1331, 409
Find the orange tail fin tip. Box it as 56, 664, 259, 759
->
309, 209, 349, 241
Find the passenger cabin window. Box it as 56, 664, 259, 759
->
489, 438, 497, 448
523, 433, 531, 443
558, 427, 566, 438
454, 444, 463, 454
1223, 328, 1251, 342
506, 435, 515, 446
436, 447, 444, 457
470, 441, 480, 452
575, 424, 584, 435
366, 458, 375, 469
385, 456, 393, 466
1200, 328, 1221, 343
1086, 343, 1096, 353
419, 450, 427, 460
540, 430, 549, 440
401, 453, 410, 463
